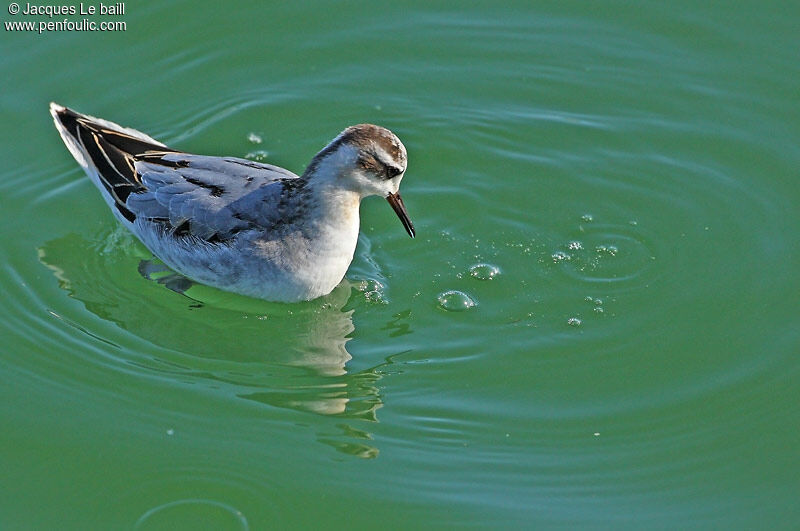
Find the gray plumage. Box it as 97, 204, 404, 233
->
128, 154, 308, 241
49, 102, 414, 302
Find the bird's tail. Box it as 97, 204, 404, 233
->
49, 102, 174, 223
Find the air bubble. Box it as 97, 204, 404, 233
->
247, 132, 262, 144
552, 251, 571, 263
567, 241, 583, 250
581, 214, 594, 222
567, 317, 582, 327
437, 290, 477, 312
468, 263, 500, 280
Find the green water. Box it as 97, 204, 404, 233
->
2, 1, 799, 528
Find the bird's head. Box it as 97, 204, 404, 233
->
304, 124, 415, 237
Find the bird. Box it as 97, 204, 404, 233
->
49, 103, 414, 302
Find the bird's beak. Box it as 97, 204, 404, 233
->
386, 192, 415, 238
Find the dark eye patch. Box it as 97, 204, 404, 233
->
385, 165, 403, 179
357, 153, 403, 180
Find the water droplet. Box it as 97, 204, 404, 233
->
247, 132, 262, 144
437, 290, 477, 311
166, 428, 174, 436
567, 317, 582, 327
468, 263, 500, 280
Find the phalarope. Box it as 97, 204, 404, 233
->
49, 103, 414, 302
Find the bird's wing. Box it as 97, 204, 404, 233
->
129, 153, 300, 240
50, 104, 301, 241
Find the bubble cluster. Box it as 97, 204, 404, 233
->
247, 132, 262, 144
585, 295, 605, 314
468, 263, 501, 280
567, 317, 582, 327
245, 150, 269, 162
355, 279, 388, 304
437, 290, 477, 311
550, 215, 653, 284
595, 244, 618, 256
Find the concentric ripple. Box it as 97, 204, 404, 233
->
136, 499, 248, 531
552, 221, 657, 285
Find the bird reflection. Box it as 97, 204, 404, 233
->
39, 229, 384, 456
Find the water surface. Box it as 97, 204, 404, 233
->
2, 1, 799, 528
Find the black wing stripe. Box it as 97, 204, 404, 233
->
75, 124, 137, 222
92, 133, 131, 184
53, 106, 183, 224
91, 125, 176, 156
139, 153, 190, 168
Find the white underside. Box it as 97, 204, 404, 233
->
134, 215, 360, 302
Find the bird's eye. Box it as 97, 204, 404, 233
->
386, 165, 403, 178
